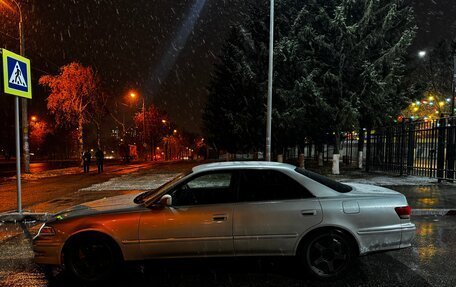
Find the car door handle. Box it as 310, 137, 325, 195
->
213, 214, 227, 221
301, 210, 317, 216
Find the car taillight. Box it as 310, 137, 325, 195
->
395, 206, 411, 219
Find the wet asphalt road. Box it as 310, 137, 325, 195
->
0, 216, 455, 287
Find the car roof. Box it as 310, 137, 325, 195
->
192, 161, 297, 173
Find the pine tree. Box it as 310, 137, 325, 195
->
203, 26, 264, 153
204, 0, 417, 159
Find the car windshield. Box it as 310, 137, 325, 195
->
134, 171, 191, 204
295, 168, 352, 193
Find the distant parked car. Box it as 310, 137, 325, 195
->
33, 161, 415, 281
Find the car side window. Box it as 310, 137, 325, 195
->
239, 170, 313, 202
171, 172, 235, 206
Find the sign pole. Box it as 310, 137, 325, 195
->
2, 48, 32, 215
14, 97, 22, 213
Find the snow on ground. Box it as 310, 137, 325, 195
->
5, 163, 148, 182
339, 175, 440, 186
6, 167, 82, 181
80, 173, 181, 191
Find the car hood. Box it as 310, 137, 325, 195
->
50, 193, 144, 222
344, 183, 402, 196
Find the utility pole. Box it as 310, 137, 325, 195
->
265, 0, 274, 162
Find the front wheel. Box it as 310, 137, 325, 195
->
300, 230, 356, 279
65, 236, 121, 282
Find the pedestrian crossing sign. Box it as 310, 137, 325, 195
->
2, 48, 32, 99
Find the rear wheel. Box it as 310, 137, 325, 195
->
65, 235, 121, 282
300, 230, 355, 279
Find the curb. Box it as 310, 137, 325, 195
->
412, 209, 456, 216
0, 212, 51, 223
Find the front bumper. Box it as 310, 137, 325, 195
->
33, 238, 63, 265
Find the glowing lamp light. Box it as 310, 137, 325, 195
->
129, 92, 137, 99
31, 116, 38, 122
418, 51, 427, 58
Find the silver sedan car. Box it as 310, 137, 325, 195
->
33, 161, 415, 281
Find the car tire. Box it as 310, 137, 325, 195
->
64, 235, 121, 282
299, 230, 356, 280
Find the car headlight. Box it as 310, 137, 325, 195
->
35, 224, 56, 239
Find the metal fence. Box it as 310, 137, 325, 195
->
279, 116, 456, 181
367, 116, 456, 181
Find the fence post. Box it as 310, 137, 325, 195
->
437, 115, 446, 182
365, 128, 371, 172
407, 120, 415, 175
399, 121, 406, 176
447, 117, 455, 182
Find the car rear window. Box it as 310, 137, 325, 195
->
295, 168, 352, 193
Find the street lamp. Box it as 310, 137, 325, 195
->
265, 0, 274, 162
129, 91, 147, 160
418, 50, 427, 58
1, 0, 30, 176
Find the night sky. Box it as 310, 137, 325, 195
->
0, 0, 455, 134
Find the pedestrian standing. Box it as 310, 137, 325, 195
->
95, 148, 104, 174
82, 150, 91, 173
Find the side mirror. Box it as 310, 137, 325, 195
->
159, 194, 172, 207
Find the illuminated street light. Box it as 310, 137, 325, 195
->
129, 91, 148, 160
418, 50, 427, 58
31, 116, 37, 122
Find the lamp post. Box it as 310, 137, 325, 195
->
265, 0, 274, 162
4, 0, 30, 173
130, 92, 147, 160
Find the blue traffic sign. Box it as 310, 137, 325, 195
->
2, 48, 32, 99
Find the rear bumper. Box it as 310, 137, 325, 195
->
399, 222, 416, 248
357, 222, 416, 255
